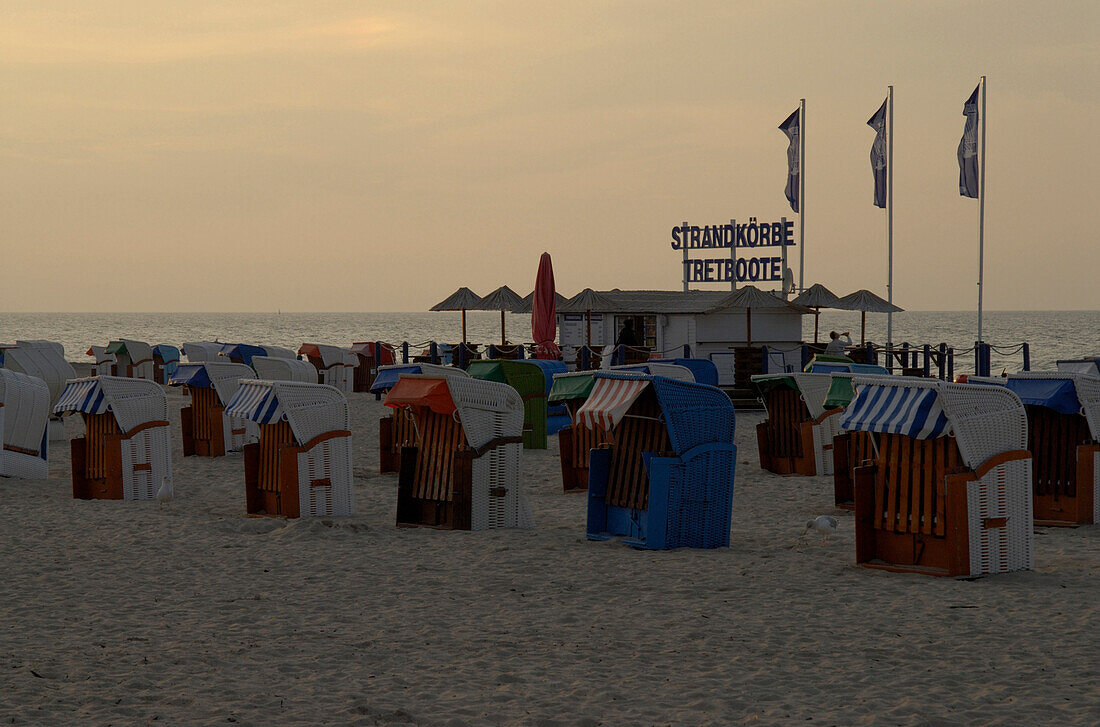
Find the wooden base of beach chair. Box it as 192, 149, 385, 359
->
1027, 406, 1096, 527
557, 427, 588, 492
180, 390, 227, 458
379, 411, 415, 475
833, 431, 874, 510
71, 413, 168, 500
395, 446, 475, 530
243, 422, 301, 518
853, 434, 989, 577
756, 387, 819, 476
353, 355, 376, 392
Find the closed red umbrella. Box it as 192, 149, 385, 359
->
531, 253, 560, 359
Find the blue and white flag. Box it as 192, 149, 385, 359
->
867, 98, 888, 208
957, 84, 980, 198
778, 108, 800, 213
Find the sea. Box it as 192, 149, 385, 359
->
0, 310, 1096, 375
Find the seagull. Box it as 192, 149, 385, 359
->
803, 515, 838, 546
156, 476, 173, 508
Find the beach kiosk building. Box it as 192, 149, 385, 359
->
384, 375, 534, 531
169, 361, 258, 457
0, 369, 50, 479
556, 289, 805, 388
841, 377, 1033, 577
579, 373, 737, 549
54, 377, 171, 501
224, 380, 354, 518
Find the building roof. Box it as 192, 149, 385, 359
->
558, 289, 804, 315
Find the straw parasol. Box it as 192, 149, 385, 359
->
834, 289, 904, 344
430, 287, 482, 346
792, 283, 843, 343
472, 285, 525, 345
707, 285, 810, 346
559, 288, 616, 348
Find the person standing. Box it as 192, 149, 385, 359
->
825, 330, 852, 355
615, 319, 641, 347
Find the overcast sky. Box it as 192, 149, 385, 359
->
2, 1, 1096, 312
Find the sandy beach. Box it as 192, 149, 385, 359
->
1, 387, 1097, 726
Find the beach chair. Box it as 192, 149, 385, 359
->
169, 361, 258, 457
182, 341, 230, 363
652, 358, 720, 386
750, 373, 842, 476
842, 377, 1033, 577
221, 344, 297, 368
372, 364, 471, 474
1055, 358, 1100, 377
0, 369, 50, 479
971, 373, 1100, 526
350, 342, 396, 392
825, 375, 873, 509
384, 375, 533, 531
523, 359, 571, 435
299, 344, 357, 393
105, 340, 155, 380
611, 363, 696, 382
87, 346, 117, 376
5, 341, 78, 442
54, 377, 171, 501
152, 345, 180, 385
549, 371, 614, 492
804, 354, 889, 376
466, 359, 548, 449
224, 380, 353, 518
251, 356, 319, 384
581, 374, 736, 549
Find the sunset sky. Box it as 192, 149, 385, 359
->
2, 1, 1096, 312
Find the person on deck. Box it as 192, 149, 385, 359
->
825, 330, 852, 355
615, 319, 641, 347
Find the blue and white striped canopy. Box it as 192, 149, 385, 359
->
54, 379, 109, 415
840, 384, 951, 439
223, 382, 285, 424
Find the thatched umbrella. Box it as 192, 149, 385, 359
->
707, 285, 810, 346
472, 285, 525, 345
430, 287, 482, 346
559, 288, 616, 347
835, 289, 904, 344
792, 283, 843, 343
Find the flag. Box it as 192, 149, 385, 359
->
957, 84, 980, 198
867, 98, 888, 208
778, 108, 800, 212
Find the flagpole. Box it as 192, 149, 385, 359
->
886, 86, 894, 351
977, 76, 986, 344
798, 98, 806, 296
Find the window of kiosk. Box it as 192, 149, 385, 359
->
614, 315, 657, 349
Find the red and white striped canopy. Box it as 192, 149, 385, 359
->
575, 377, 650, 430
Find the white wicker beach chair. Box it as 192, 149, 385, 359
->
611, 363, 695, 382
971, 372, 1100, 525
54, 376, 171, 500
842, 377, 1032, 577
0, 369, 50, 479
375, 364, 472, 473
299, 344, 357, 394
750, 372, 842, 476
107, 340, 155, 380
224, 380, 353, 518
251, 356, 320, 384
182, 341, 228, 363
385, 375, 533, 531
169, 361, 259, 456
5, 342, 78, 442
87, 346, 117, 377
